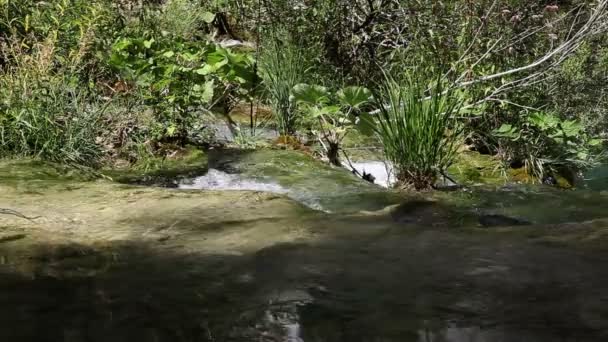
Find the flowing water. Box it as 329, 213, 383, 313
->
2, 154, 608, 342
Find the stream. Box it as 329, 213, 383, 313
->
1, 151, 608, 342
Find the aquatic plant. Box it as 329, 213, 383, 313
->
259, 33, 306, 136
372, 72, 465, 190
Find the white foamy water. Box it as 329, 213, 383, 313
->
345, 161, 395, 188
178, 169, 289, 193
178, 169, 326, 211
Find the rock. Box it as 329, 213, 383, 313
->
361, 171, 376, 184
390, 200, 454, 226
479, 214, 532, 228
543, 175, 557, 185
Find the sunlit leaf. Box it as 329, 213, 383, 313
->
292, 83, 330, 105
337, 86, 372, 109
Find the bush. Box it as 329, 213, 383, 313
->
260, 34, 306, 135
494, 111, 604, 181
0, 41, 103, 166
372, 72, 465, 190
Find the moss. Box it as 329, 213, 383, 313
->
0, 158, 98, 193
104, 146, 208, 187
0, 159, 96, 183
208, 148, 404, 213
448, 151, 505, 185
508, 167, 536, 184
555, 174, 573, 189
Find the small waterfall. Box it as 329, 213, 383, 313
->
179, 169, 289, 194
345, 161, 395, 188
178, 169, 324, 211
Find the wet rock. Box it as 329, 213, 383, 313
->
0, 234, 27, 244
479, 214, 532, 228
543, 175, 557, 186
390, 200, 454, 226
361, 171, 376, 184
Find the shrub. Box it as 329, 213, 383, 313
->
494, 111, 604, 181
0, 41, 104, 166
372, 72, 465, 190
259, 34, 306, 136
292, 83, 373, 166
109, 36, 255, 144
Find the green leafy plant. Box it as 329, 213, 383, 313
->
157, 0, 210, 40
0, 57, 104, 166
259, 35, 306, 136
110, 37, 215, 143
292, 84, 373, 166
110, 37, 254, 144
494, 111, 604, 181
370, 72, 465, 190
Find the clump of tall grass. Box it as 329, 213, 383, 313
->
0, 39, 104, 166
373, 72, 464, 190
260, 34, 306, 136
157, 0, 208, 40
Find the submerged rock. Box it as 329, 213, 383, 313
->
479, 214, 532, 228
390, 200, 456, 226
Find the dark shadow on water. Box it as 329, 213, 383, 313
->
0, 241, 262, 342
2, 219, 608, 341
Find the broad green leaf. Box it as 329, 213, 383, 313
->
113, 38, 132, 51
162, 50, 175, 58
292, 83, 330, 105
493, 124, 519, 139
589, 139, 604, 146
577, 151, 589, 160
167, 124, 177, 137
495, 124, 513, 133
202, 11, 216, 24
143, 38, 154, 49
337, 86, 372, 109
560, 120, 583, 138
528, 112, 559, 130
195, 65, 214, 75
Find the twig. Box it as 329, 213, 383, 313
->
0, 209, 41, 221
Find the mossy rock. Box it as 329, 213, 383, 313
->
555, 174, 573, 189
448, 151, 505, 185
508, 167, 536, 184
207, 148, 403, 213
0, 159, 96, 183
104, 146, 208, 187
0, 159, 98, 193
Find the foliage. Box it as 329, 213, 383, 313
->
371, 72, 465, 190
259, 34, 306, 135
156, 0, 212, 40
0, 0, 123, 82
0, 43, 103, 166
493, 111, 604, 180
109, 36, 254, 143
292, 84, 373, 166
0, 0, 606, 185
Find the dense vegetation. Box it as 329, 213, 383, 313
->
1, 0, 607, 189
